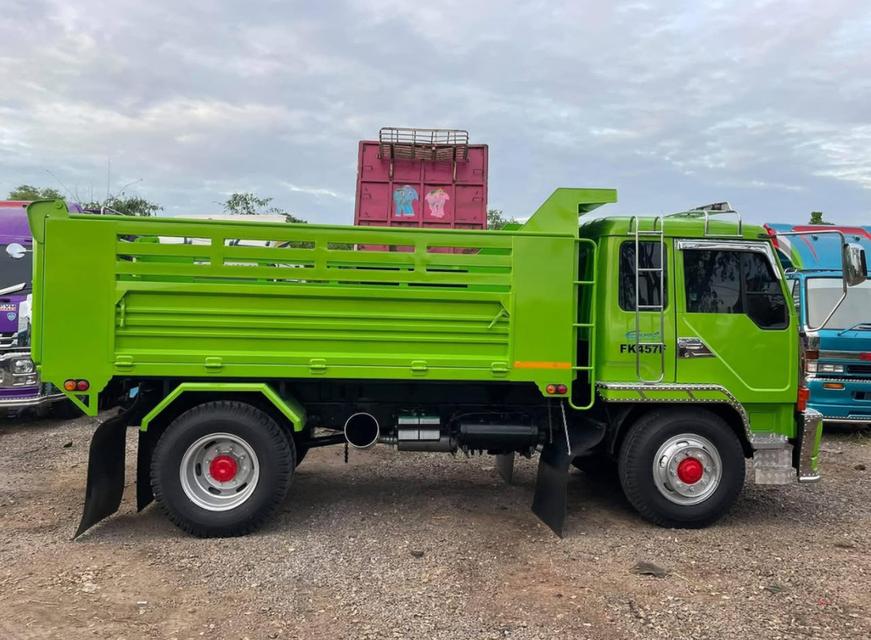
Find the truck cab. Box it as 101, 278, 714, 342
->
767, 225, 871, 426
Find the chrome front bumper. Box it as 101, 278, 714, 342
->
797, 408, 823, 483
751, 409, 823, 485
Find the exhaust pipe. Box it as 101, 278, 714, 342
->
344, 412, 380, 450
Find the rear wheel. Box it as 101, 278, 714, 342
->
151, 401, 295, 537
618, 408, 745, 528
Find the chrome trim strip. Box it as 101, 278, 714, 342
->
0, 393, 65, 409
817, 350, 871, 361
798, 409, 823, 482
0, 350, 32, 362
807, 376, 871, 383
596, 382, 752, 442
749, 432, 788, 448
820, 416, 871, 424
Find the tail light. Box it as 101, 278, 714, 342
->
63, 379, 90, 392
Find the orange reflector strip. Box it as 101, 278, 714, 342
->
513, 361, 572, 370
823, 383, 845, 390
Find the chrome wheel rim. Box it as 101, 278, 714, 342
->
652, 433, 722, 505
179, 432, 260, 511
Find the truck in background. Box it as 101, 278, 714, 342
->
355, 128, 488, 245
766, 224, 871, 426
0, 200, 79, 415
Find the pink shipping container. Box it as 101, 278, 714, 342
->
354, 128, 488, 236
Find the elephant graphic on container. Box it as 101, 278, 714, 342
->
425, 188, 450, 218
393, 185, 418, 217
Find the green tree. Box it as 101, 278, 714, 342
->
222, 192, 305, 223
487, 208, 518, 230
809, 211, 834, 225
8, 184, 64, 200
10, 183, 161, 216
85, 194, 162, 217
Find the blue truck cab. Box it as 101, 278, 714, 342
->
767, 224, 871, 426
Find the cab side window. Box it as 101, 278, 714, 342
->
619, 241, 667, 311
683, 249, 788, 329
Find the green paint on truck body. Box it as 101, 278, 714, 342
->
26, 188, 799, 439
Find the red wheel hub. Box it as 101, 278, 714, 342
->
209, 454, 238, 482
676, 457, 704, 484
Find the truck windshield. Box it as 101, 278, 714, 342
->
806, 278, 871, 330
0, 244, 32, 292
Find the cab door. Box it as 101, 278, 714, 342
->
674, 240, 796, 405
598, 236, 677, 383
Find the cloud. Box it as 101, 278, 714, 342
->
0, 0, 869, 225
282, 181, 354, 202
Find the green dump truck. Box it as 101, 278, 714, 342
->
25, 189, 867, 538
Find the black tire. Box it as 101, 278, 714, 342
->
618, 408, 745, 528
571, 454, 617, 478
151, 401, 295, 537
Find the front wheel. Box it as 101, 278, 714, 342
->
151, 401, 295, 537
618, 408, 745, 528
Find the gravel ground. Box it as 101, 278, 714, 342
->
0, 413, 869, 640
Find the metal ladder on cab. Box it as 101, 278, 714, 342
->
569, 238, 597, 410
627, 215, 666, 383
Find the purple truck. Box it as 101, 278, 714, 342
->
0, 200, 71, 414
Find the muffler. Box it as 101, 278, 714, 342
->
344, 412, 380, 449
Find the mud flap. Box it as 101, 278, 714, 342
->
74, 388, 155, 538
531, 418, 604, 537
136, 428, 157, 512
74, 409, 130, 538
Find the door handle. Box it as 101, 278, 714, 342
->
678, 337, 714, 359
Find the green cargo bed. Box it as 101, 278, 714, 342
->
27, 189, 616, 413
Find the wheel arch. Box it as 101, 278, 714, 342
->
605, 402, 753, 459
140, 382, 306, 434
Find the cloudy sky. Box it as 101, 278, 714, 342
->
1, 0, 870, 225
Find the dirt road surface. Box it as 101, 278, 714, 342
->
0, 413, 869, 639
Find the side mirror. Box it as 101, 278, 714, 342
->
5, 242, 27, 259
843, 243, 867, 287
